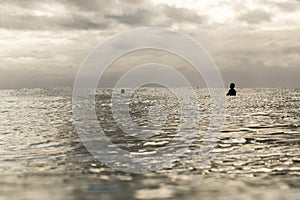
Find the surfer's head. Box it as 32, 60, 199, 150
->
230, 83, 235, 89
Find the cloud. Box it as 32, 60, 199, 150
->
0, 0, 116, 31
0, 0, 121, 31
1, 0, 115, 11
105, 9, 158, 26
65, 0, 146, 11
65, 0, 114, 11
161, 5, 206, 24
105, 5, 206, 27
266, 0, 300, 12
191, 26, 300, 87
0, 0, 206, 31
0, 13, 110, 30
0, 0, 299, 88
238, 9, 272, 24
1, 0, 45, 9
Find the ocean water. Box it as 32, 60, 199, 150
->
0, 88, 299, 200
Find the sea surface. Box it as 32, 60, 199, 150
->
0, 88, 299, 200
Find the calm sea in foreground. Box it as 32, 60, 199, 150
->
0, 88, 299, 200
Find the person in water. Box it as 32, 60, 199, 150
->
227, 83, 236, 96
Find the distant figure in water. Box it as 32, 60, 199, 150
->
227, 83, 236, 96
121, 89, 125, 94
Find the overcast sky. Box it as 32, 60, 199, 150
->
0, 0, 299, 88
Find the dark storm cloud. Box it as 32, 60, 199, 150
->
238, 9, 272, 24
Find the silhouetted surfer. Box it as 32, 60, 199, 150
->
121, 89, 125, 94
227, 83, 236, 96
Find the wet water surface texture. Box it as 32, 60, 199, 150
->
0, 88, 299, 200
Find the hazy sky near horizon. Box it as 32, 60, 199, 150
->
0, 0, 299, 88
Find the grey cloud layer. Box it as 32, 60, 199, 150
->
0, 0, 299, 88
3, 0, 298, 31
0, 0, 206, 30
105, 5, 206, 27
0, 13, 109, 30
264, 0, 300, 12
238, 9, 272, 24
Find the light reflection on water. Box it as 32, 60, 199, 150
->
0, 88, 299, 200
